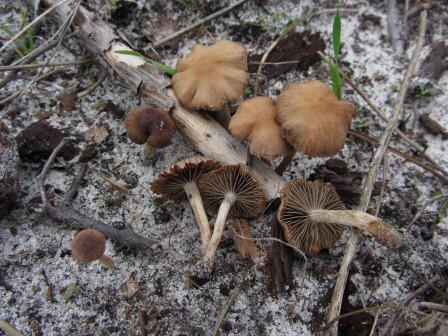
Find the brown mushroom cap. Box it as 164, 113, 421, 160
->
277, 179, 345, 254
229, 97, 289, 160
171, 39, 248, 111
276, 80, 356, 157
151, 156, 221, 200
71, 229, 106, 262
198, 164, 265, 218
125, 106, 176, 148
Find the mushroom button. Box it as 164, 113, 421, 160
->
71, 229, 114, 268
229, 96, 289, 163
277, 179, 400, 254
151, 156, 220, 251
125, 106, 176, 157
198, 164, 265, 266
276, 80, 356, 157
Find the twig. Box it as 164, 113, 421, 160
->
348, 129, 448, 183
0, 67, 65, 106
0, 320, 25, 336
407, 193, 448, 228
420, 302, 448, 314
38, 140, 158, 250
0, 0, 71, 54
380, 275, 439, 335
327, 11, 428, 336
254, 7, 358, 95
64, 163, 87, 205
211, 270, 246, 336
375, 152, 389, 217
77, 70, 107, 98
387, 0, 404, 54
91, 168, 130, 192
154, 0, 248, 48
368, 307, 381, 336
0, 58, 96, 71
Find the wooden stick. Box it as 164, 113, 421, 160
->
327, 11, 428, 336
420, 302, 448, 314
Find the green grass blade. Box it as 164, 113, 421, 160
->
114, 50, 176, 76
332, 8, 341, 62
329, 61, 342, 100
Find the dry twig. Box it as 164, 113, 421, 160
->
327, 11, 428, 335
154, 0, 248, 48
37, 139, 158, 250
407, 193, 448, 228
420, 302, 448, 314
0, 320, 24, 336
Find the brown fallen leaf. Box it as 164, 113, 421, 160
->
230, 218, 261, 262
58, 88, 78, 111
84, 126, 109, 143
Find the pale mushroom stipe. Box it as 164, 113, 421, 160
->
151, 156, 221, 251
198, 164, 265, 266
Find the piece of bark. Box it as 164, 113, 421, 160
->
42, 0, 286, 201
419, 113, 447, 137
230, 218, 261, 262
16, 121, 78, 161
0, 122, 20, 216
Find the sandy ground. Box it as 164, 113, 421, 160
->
1, 0, 447, 335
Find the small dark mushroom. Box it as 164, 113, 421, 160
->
125, 106, 176, 157
71, 229, 114, 268
151, 156, 220, 250
198, 164, 265, 265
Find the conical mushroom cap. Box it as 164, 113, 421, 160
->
277, 179, 345, 254
125, 106, 176, 148
198, 164, 265, 219
229, 96, 289, 160
71, 229, 106, 262
276, 80, 356, 157
172, 39, 248, 111
151, 156, 221, 200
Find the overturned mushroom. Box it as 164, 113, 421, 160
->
171, 39, 248, 128
71, 229, 114, 268
229, 96, 289, 165
151, 156, 220, 250
275, 80, 356, 173
198, 164, 265, 265
277, 179, 400, 254
125, 106, 176, 157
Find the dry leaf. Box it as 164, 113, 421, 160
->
84, 126, 109, 143
120, 277, 140, 298
58, 89, 78, 111
230, 218, 261, 262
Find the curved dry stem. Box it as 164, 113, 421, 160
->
184, 182, 211, 251
309, 209, 400, 247
204, 193, 236, 266
99, 255, 115, 268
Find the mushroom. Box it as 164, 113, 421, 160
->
198, 164, 265, 265
228, 96, 290, 165
125, 106, 176, 157
277, 179, 400, 254
275, 80, 356, 173
151, 156, 220, 250
171, 39, 248, 128
71, 229, 114, 268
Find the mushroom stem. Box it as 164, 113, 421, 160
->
308, 209, 400, 247
246, 145, 254, 166
98, 255, 115, 268
204, 192, 237, 265
144, 143, 156, 158
183, 182, 212, 251
275, 149, 296, 175
214, 103, 231, 129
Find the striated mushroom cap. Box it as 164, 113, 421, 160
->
151, 156, 221, 200
172, 39, 248, 111
198, 164, 265, 218
125, 106, 176, 148
277, 179, 345, 254
229, 96, 289, 160
276, 80, 356, 157
71, 229, 106, 262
